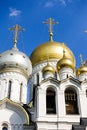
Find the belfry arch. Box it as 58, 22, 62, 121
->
46, 87, 56, 114
65, 87, 79, 114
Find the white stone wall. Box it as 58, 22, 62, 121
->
29, 60, 58, 101
0, 72, 28, 104
30, 61, 87, 130
0, 108, 24, 130
58, 67, 75, 80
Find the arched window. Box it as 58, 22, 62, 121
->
2, 123, 8, 130
46, 87, 56, 114
2, 127, 8, 130
65, 87, 79, 114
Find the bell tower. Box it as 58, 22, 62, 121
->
29, 18, 80, 130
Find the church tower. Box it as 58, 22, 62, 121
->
29, 18, 87, 130
0, 25, 32, 130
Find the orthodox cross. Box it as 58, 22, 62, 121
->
43, 18, 58, 41
9, 24, 24, 48
81, 30, 87, 66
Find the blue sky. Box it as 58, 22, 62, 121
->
0, 0, 87, 67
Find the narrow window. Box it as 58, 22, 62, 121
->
37, 74, 39, 85
46, 88, 56, 114
65, 87, 79, 114
86, 90, 87, 97
33, 86, 35, 106
20, 83, 23, 102
8, 81, 12, 99
55, 71, 57, 79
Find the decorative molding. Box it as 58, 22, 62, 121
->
0, 98, 30, 125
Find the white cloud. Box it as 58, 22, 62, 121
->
59, 0, 76, 6
41, 0, 80, 8
59, 0, 66, 6
44, 1, 55, 7
9, 7, 21, 17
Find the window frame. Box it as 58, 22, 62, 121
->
2, 123, 8, 130
65, 87, 79, 115
46, 87, 56, 114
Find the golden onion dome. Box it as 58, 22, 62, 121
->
30, 41, 76, 67
42, 62, 55, 74
76, 65, 87, 76
57, 53, 75, 71
30, 18, 76, 67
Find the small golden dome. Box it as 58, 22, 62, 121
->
30, 41, 76, 67
42, 62, 55, 74
76, 55, 87, 76
76, 65, 87, 76
57, 50, 75, 71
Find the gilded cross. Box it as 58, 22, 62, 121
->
9, 24, 24, 48
43, 18, 58, 41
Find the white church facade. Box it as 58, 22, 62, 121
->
0, 18, 87, 130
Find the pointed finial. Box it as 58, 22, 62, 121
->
80, 54, 83, 66
9, 24, 24, 48
43, 18, 58, 42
